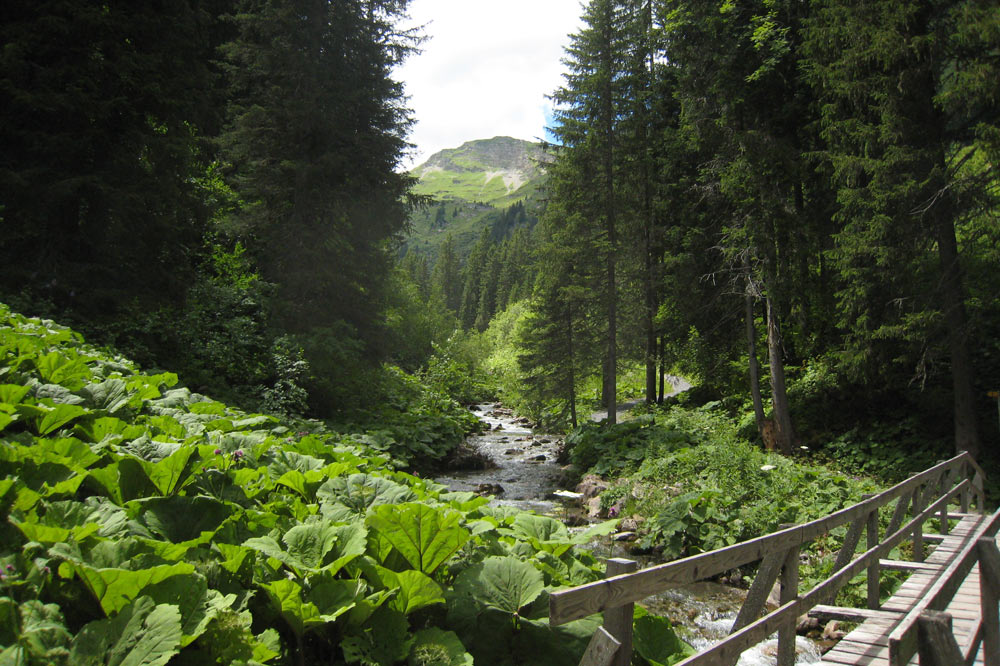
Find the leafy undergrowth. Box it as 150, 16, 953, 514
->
572, 404, 914, 602
0, 303, 699, 666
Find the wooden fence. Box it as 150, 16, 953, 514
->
887, 508, 1000, 665
549, 452, 986, 666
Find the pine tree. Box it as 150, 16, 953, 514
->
803, 0, 986, 455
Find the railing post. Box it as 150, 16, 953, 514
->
909, 473, 925, 562
603, 558, 637, 666
777, 534, 799, 666
977, 537, 1000, 666
864, 494, 880, 610
917, 611, 965, 666
938, 469, 950, 536
960, 459, 971, 514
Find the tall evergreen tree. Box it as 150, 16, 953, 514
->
0, 0, 224, 314
219, 0, 418, 407
803, 0, 987, 455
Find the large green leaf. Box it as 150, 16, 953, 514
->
37, 404, 89, 435
366, 503, 469, 575
80, 379, 131, 415
261, 578, 357, 639
143, 573, 235, 647
132, 496, 233, 543
453, 556, 544, 614
380, 568, 445, 615
408, 628, 473, 666
35, 352, 91, 390
69, 596, 182, 666
245, 521, 366, 575
57, 556, 195, 616
0, 600, 72, 665
632, 612, 695, 666
0, 384, 31, 404
281, 522, 340, 570
135, 446, 199, 496
317, 473, 417, 517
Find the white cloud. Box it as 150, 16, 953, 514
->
394, 0, 583, 169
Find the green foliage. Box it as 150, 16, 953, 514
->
0, 304, 617, 665
632, 607, 695, 666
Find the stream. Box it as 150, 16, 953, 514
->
435, 402, 824, 666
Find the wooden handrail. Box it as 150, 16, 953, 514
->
887, 506, 1000, 665
550, 451, 984, 666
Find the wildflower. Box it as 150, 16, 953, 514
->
760, 464, 776, 472
608, 506, 620, 518
233, 449, 245, 460
4, 565, 13, 573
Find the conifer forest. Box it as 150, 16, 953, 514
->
0, 1, 998, 664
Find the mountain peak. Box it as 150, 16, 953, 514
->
410, 136, 549, 204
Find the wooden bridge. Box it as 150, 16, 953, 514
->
550, 452, 1000, 666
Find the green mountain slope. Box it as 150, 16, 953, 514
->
404, 137, 550, 260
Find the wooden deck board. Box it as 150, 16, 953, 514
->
817, 513, 989, 666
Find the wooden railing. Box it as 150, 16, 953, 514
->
887, 507, 1000, 665
549, 452, 986, 666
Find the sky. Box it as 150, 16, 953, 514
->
394, 0, 584, 170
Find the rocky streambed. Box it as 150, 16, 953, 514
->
435, 402, 824, 666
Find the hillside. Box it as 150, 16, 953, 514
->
404, 137, 550, 260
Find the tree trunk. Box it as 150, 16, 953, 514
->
766, 295, 795, 454
658, 335, 666, 403
935, 207, 980, 456
746, 288, 766, 439
601, 6, 617, 426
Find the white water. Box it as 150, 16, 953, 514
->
435, 403, 824, 666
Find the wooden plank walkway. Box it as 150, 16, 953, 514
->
819, 512, 989, 666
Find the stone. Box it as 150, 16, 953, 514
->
797, 615, 820, 634
504, 448, 520, 455
476, 483, 504, 497
823, 620, 845, 641
577, 474, 609, 500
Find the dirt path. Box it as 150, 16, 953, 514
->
590, 375, 692, 421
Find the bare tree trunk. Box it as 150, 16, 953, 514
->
658, 336, 666, 403
746, 288, 766, 439
766, 295, 795, 454
935, 208, 980, 456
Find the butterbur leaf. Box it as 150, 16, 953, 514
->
318, 473, 417, 516
75, 416, 145, 444
383, 569, 445, 615
632, 612, 695, 666
282, 522, 340, 570
137, 446, 199, 496
0, 384, 31, 404
453, 556, 544, 614
8, 600, 73, 663
133, 496, 232, 543
408, 628, 473, 666
35, 383, 85, 405
262, 579, 354, 639
511, 514, 568, 542
341, 606, 409, 665
144, 573, 235, 647
35, 352, 91, 390
37, 404, 89, 435
80, 379, 130, 415
366, 503, 469, 575
58, 558, 195, 616
69, 596, 182, 666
